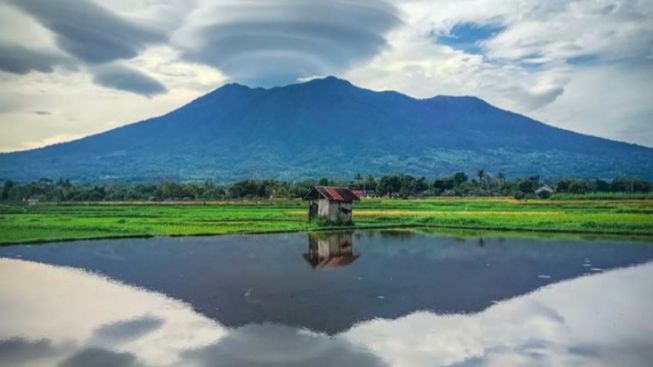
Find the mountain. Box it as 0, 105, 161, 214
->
1, 76, 652, 182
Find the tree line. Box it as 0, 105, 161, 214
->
1, 173, 651, 202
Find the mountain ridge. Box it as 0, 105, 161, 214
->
1, 76, 652, 182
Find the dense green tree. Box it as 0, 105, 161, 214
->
7, 185, 28, 201
517, 176, 539, 194
378, 175, 402, 196
594, 179, 610, 192
610, 177, 651, 193
453, 172, 468, 186
1, 180, 16, 200
433, 177, 454, 193
0, 174, 650, 202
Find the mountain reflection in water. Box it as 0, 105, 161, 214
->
1, 231, 653, 335
1, 257, 652, 367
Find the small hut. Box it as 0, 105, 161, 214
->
303, 186, 360, 224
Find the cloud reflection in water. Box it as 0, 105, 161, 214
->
1, 258, 652, 366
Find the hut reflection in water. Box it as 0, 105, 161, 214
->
304, 232, 359, 269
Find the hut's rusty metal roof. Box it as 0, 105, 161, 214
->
303, 186, 361, 202
303, 254, 360, 268
351, 190, 364, 199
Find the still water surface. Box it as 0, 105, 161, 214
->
1, 230, 653, 366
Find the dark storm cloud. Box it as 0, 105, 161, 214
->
0, 42, 74, 74
57, 347, 143, 367
7, 0, 165, 64
92, 64, 167, 97
93, 315, 164, 343
179, 323, 386, 367
179, 0, 400, 86
0, 337, 65, 364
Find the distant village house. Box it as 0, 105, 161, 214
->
303, 186, 360, 224
535, 184, 554, 198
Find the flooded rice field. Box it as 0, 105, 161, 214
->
1, 230, 653, 366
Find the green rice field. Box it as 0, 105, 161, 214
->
1, 197, 652, 245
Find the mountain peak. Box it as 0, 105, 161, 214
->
426, 95, 491, 106
201, 82, 253, 100
220, 82, 250, 90
301, 75, 353, 87
211, 76, 353, 93
322, 75, 347, 82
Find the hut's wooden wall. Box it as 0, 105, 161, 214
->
317, 199, 353, 224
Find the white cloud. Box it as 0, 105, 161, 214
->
533, 62, 653, 145
0, 0, 651, 151
347, 0, 653, 146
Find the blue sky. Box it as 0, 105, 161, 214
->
0, 0, 652, 151
437, 22, 506, 54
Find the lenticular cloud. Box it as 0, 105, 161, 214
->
173, 0, 400, 86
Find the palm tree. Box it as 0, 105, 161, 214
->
496, 172, 506, 192
477, 169, 486, 182
497, 172, 506, 182
477, 169, 486, 189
